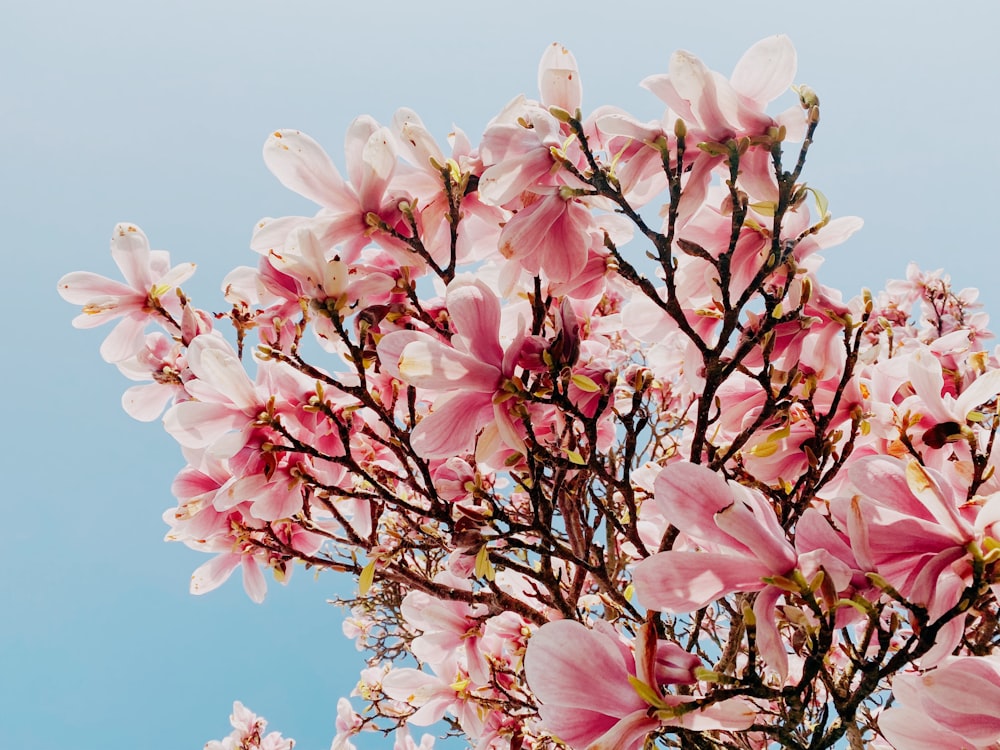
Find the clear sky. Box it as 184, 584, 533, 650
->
4, 1, 1000, 748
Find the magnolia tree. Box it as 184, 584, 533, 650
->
59, 35, 1000, 750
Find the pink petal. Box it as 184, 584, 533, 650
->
344, 115, 380, 189
379, 331, 500, 390
110, 223, 153, 291
849, 457, 934, 521
534, 705, 618, 749
588, 710, 660, 750
392, 108, 445, 171
653, 462, 735, 542
667, 50, 732, 136
164, 400, 248, 449
357, 126, 396, 212
99, 315, 148, 363
907, 352, 952, 424
640, 74, 694, 123
537, 42, 582, 114
121, 382, 175, 422
712, 497, 797, 573
672, 696, 757, 732
190, 553, 240, 595
250, 215, 312, 255
241, 556, 267, 603
446, 280, 503, 366
409, 391, 494, 459
187, 336, 259, 411
157, 260, 197, 289
752, 586, 788, 680
954, 369, 1000, 420
538, 198, 592, 283
633, 551, 770, 612
263, 129, 348, 208
878, 706, 969, 750
730, 35, 797, 107
57, 271, 135, 304
478, 147, 554, 206
525, 620, 642, 717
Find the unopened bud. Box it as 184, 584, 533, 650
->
548, 105, 574, 123
794, 84, 820, 109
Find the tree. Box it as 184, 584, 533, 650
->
58, 35, 1000, 750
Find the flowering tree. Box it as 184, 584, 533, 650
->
59, 36, 1000, 750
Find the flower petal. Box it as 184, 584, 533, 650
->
263, 129, 348, 208
730, 35, 796, 107
633, 551, 770, 612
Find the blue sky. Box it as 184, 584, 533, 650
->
4, 1, 1000, 748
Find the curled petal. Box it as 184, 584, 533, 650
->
538, 42, 582, 113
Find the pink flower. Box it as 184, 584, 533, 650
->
843, 456, 1000, 662
58, 223, 195, 362
632, 462, 799, 677
641, 35, 799, 143
258, 120, 405, 261
525, 620, 754, 750
377, 279, 526, 459
163, 334, 266, 458
633, 463, 798, 611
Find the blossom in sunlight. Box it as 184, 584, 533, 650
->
57, 223, 195, 361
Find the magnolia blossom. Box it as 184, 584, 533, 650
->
57, 223, 195, 361
377, 278, 526, 459
203, 701, 294, 750
632, 462, 801, 678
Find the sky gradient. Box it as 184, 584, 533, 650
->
4, 1, 1000, 747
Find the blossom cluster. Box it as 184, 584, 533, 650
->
61, 36, 1000, 750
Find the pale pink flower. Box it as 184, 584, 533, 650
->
478, 98, 574, 207
115, 332, 187, 421
259, 119, 405, 261
401, 590, 491, 684
641, 35, 799, 143
58, 223, 195, 362
637, 36, 803, 230
163, 334, 268, 458
380, 666, 484, 737
203, 701, 294, 750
